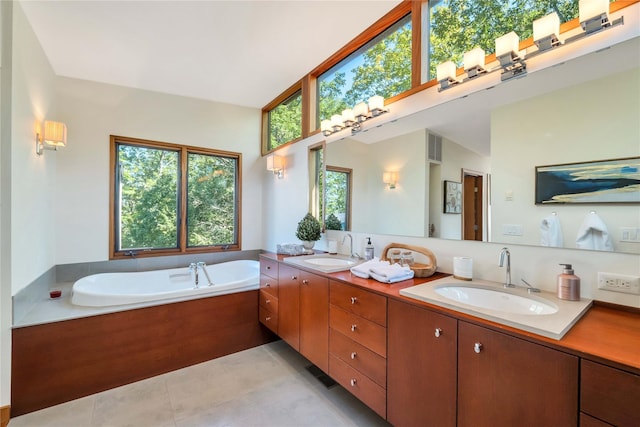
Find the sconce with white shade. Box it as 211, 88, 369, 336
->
533, 12, 561, 52
266, 154, 285, 179
495, 31, 527, 81
436, 61, 461, 91
321, 95, 388, 137
36, 120, 67, 155
463, 47, 487, 79
579, 0, 610, 34
383, 171, 398, 190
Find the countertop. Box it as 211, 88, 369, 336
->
262, 252, 640, 374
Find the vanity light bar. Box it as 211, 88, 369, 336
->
322, 96, 388, 137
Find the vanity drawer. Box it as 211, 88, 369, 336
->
259, 290, 278, 313
259, 306, 278, 334
329, 328, 386, 387
260, 275, 278, 298
330, 305, 386, 357
581, 359, 640, 426
259, 257, 279, 279
330, 281, 387, 326
330, 354, 386, 419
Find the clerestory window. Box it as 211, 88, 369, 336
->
266, 89, 302, 152
110, 135, 241, 259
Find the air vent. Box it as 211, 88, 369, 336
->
428, 133, 442, 162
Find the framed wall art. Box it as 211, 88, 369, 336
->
535, 157, 640, 204
444, 180, 462, 213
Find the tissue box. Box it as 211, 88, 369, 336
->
277, 243, 305, 256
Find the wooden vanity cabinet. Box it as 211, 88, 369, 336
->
581, 359, 640, 427
277, 263, 301, 351
258, 256, 279, 334
457, 321, 579, 427
387, 299, 457, 427
299, 269, 329, 373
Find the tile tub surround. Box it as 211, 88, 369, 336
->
9, 341, 389, 427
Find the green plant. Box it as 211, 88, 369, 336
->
325, 213, 342, 231
295, 213, 322, 241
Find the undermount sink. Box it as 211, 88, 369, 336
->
283, 253, 362, 273
434, 284, 558, 315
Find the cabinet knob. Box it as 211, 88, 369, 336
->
265, 316, 271, 322
350, 379, 357, 387
265, 282, 271, 287
291, 276, 297, 280
351, 324, 357, 332
350, 297, 357, 304
302, 279, 309, 285
434, 328, 442, 338
266, 266, 271, 270
474, 342, 483, 353
350, 352, 357, 360
265, 299, 271, 304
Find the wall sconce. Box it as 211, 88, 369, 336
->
321, 95, 388, 137
463, 47, 487, 79
533, 12, 561, 52
36, 120, 67, 155
495, 31, 527, 81
266, 154, 284, 179
436, 61, 461, 91
579, 0, 610, 34
383, 171, 398, 189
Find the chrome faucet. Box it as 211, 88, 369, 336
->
521, 279, 541, 294
189, 262, 199, 288
498, 247, 515, 288
197, 261, 214, 286
342, 234, 361, 259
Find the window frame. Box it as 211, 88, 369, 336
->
109, 135, 242, 260
325, 165, 352, 232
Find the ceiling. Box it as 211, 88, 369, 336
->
19, 0, 403, 109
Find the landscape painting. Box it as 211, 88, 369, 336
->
535, 157, 640, 204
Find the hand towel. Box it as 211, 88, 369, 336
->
350, 258, 389, 279
370, 264, 415, 283
576, 212, 614, 251
370, 269, 414, 284
540, 214, 563, 247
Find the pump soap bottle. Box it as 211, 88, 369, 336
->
557, 264, 580, 301
364, 237, 374, 260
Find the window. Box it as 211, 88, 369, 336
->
427, 0, 579, 79
110, 136, 241, 258
317, 13, 412, 123
325, 167, 352, 231
266, 89, 302, 151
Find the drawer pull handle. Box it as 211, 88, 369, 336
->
302, 279, 309, 285
350, 379, 357, 387
266, 299, 271, 304
265, 316, 271, 321
350, 352, 357, 360
474, 342, 483, 354
434, 328, 442, 338
351, 324, 357, 332
351, 297, 357, 304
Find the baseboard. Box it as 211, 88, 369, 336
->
1, 405, 10, 427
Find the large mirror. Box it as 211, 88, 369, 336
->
324, 37, 640, 254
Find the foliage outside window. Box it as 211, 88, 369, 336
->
267, 89, 302, 151
428, 0, 580, 79
317, 13, 412, 124
111, 136, 240, 258
325, 167, 351, 231
308, 144, 325, 226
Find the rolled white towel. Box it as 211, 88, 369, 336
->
370, 264, 414, 282
370, 269, 414, 284
350, 258, 389, 279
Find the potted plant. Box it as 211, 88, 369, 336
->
325, 213, 343, 231
295, 213, 322, 252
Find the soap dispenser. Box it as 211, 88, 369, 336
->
364, 237, 374, 260
557, 264, 580, 301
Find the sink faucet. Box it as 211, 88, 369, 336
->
498, 247, 515, 288
342, 234, 361, 259
189, 262, 199, 288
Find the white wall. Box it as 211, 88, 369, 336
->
492, 68, 640, 253
53, 77, 263, 266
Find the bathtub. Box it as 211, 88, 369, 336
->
71, 259, 259, 307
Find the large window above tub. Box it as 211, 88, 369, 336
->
426, 0, 579, 79
317, 12, 412, 124
110, 136, 241, 259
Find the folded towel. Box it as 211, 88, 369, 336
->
370, 264, 414, 282
540, 214, 563, 247
576, 212, 614, 251
350, 258, 389, 279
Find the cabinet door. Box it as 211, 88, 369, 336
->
299, 271, 329, 373
387, 299, 457, 427
458, 321, 579, 427
277, 264, 300, 351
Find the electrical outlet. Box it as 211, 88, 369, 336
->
597, 272, 640, 295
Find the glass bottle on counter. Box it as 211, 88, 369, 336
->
389, 249, 401, 265
400, 251, 414, 266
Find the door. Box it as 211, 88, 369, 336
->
463, 172, 483, 241
299, 271, 329, 373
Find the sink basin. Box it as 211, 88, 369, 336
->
283, 254, 361, 273
434, 284, 558, 315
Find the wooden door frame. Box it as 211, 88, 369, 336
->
461, 169, 487, 241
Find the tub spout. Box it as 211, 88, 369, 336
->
197, 262, 214, 286
189, 262, 199, 288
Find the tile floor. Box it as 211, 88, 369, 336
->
10, 340, 390, 427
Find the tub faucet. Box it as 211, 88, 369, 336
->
498, 247, 515, 288
197, 261, 214, 286
189, 262, 199, 288
342, 234, 361, 259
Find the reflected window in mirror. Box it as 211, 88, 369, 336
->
316, 12, 412, 126
266, 89, 302, 152
308, 143, 326, 228
325, 166, 352, 231
427, 0, 579, 79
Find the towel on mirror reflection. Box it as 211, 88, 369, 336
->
350, 258, 388, 279
576, 212, 614, 251
540, 214, 563, 247
369, 264, 414, 283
